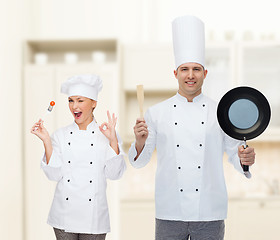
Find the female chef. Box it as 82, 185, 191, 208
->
31, 74, 126, 240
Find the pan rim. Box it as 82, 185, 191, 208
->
217, 86, 271, 140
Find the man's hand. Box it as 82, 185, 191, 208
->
133, 118, 148, 158
238, 145, 256, 168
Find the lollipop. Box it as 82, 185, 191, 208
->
47, 101, 55, 112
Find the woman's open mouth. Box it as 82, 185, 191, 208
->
74, 112, 82, 119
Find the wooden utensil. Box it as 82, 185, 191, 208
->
136, 85, 144, 118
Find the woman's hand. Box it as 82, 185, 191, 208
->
31, 119, 53, 164
30, 119, 50, 142
99, 111, 119, 154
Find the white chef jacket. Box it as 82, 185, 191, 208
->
129, 93, 251, 222
41, 120, 126, 234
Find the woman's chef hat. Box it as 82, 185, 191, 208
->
61, 74, 103, 101
172, 15, 205, 69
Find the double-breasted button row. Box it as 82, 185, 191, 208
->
67, 160, 93, 164
65, 197, 93, 201
67, 179, 93, 183
67, 142, 94, 147
179, 188, 199, 192
175, 121, 205, 126
178, 166, 201, 170
69, 131, 95, 134
177, 144, 203, 148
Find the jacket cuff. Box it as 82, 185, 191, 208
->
41, 152, 62, 168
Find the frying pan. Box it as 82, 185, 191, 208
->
217, 86, 271, 172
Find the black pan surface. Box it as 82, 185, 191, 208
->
217, 86, 271, 141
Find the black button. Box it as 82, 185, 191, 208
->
68, 161, 71, 163
89, 199, 92, 201
178, 167, 181, 169
92, 131, 94, 134
90, 180, 92, 183
67, 179, 70, 182
70, 132, 73, 134
198, 166, 201, 169
199, 144, 202, 147
196, 189, 199, 192
66, 198, 69, 200
177, 144, 179, 147
180, 189, 183, 192
68, 142, 71, 145
202, 104, 205, 107
91, 144, 93, 146
201, 122, 204, 124
175, 122, 177, 125
174, 104, 176, 107
90, 162, 93, 164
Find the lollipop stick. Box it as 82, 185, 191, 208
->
137, 85, 144, 118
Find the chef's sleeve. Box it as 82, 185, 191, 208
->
104, 132, 126, 180
128, 108, 156, 168
224, 133, 252, 179
41, 131, 63, 181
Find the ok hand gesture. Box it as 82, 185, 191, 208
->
99, 111, 119, 154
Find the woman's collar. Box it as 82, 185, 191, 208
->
72, 118, 97, 131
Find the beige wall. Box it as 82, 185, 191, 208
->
0, 0, 27, 239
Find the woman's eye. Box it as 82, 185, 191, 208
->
68, 100, 73, 102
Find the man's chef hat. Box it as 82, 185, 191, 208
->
172, 15, 205, 69
61, 74, 103, 101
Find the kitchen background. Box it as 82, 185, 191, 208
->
1, 0, 280, 239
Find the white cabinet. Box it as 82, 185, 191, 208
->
120, 200, 155, 240
226, 198, 280, 240
237, 42, 280, 141
24, 65, 57, 240
204, 42, 237, 101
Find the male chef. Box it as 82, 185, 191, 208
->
128, 15, 256, 240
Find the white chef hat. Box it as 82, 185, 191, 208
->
172, 15, 205, 69
61, 74, 103, 101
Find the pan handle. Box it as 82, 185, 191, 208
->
242, 138, 249, 172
